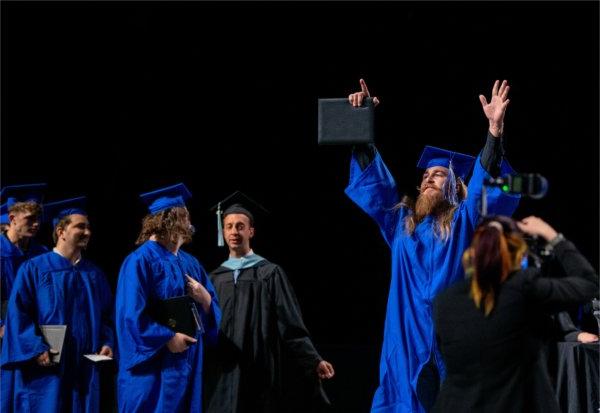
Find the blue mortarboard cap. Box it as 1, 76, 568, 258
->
0, 183, 47, 207
0, 203, 9, 225
139, 183, 192, 215
416, 146, 476, 180
43, 196, 87, 227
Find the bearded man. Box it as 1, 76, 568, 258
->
344, 79, 521, 413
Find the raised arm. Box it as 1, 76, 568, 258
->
517, 216, 599, 305
465, 80, 520, 223
479, 80, 510, 177
480, 79, 510, 138
344, 79, 404, 245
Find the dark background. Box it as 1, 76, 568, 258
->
2, 1, 598, 411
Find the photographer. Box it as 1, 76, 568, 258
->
432, 215, 598, 413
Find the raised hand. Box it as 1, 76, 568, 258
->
479, 79, 510, 137
516, 216, 558, 242
348, 78, 380, 107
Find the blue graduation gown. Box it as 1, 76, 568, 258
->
115, 240, 221, 413
1, 233, 48, 326
0, 251, 115, 413
345, 150, 520, 413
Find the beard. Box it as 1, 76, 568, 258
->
414, 190, 450, 221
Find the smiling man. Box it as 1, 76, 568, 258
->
1, 196, 115, 413
344, 79, 521, 412
204, 191, 334, 413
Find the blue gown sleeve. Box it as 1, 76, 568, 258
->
194, 263, 221, 347
115, 255, 175, 371
97, 271, 116, 353
344, 148, 404, 247
464, 155, 521, 227
1, 261, 50, 367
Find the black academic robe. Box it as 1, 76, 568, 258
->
433, 239, 598, 413
204, 260, 328, 413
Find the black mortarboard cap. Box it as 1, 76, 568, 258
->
210, 191, 269, 247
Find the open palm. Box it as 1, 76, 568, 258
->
479, 80, 510, 127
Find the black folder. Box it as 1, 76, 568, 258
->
317, 97, 375, 145
147, 295, 203, 339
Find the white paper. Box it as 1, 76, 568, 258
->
83, 354, 113, 362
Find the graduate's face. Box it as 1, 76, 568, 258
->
58, 214, 91, 249
9, 211, 41, 238
420, 166, 449, 197
223, 213, 254, 255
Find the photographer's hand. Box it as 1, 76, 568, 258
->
517, 216, 558, 242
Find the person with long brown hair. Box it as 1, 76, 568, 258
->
433, 215, 598, 413
115, 183, 221, 413
345, 79, 520, 412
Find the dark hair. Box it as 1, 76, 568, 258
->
53, 215, 74, 244
463, 216, 528, 316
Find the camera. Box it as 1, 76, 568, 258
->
486, 173, 549, 199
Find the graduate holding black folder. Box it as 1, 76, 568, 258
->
115, 183, 220, 413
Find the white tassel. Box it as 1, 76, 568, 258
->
217, 202, 224, 247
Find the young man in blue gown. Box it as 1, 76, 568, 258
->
1, 196, 115, 412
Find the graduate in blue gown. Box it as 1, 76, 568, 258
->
0, 184, 50, 413
115, 183, 221, 413
1, 183, 49, 330
1, 196, 115, 413
344, 80, 521, 412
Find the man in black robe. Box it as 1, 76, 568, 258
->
204, 192, 335, 413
